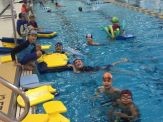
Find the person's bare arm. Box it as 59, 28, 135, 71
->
67, 64, 79, 73
112, 58, 128, 66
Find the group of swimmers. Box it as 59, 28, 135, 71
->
95, 72, 140, 122
10, 0, 140, 121
86, 16, 125, 46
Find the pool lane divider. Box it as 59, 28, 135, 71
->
111, 1, 163, 19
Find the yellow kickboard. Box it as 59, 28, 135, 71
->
43, 101, 67, 114
30, 85, 56, 93
41, 45, 51, 50
48, 113, 70, 122
2, 42, 51, 50
2, 42, 16, 48
37, 53, 68, 67
0, 55, 12, 63
21, 114, 49, 122
17, 85, 56, 107
37, 32, 57, 38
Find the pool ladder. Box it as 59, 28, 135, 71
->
0, 76, 30, 122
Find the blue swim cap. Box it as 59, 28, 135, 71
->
55, 42, 63, 47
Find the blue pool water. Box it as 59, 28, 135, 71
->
34, 0, 163, 122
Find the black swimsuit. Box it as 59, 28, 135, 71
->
37, 63, 113, 74
79, 65, 113, 72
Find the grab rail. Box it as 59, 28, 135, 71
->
0, 4, 10, 17
0, 76, 30, 122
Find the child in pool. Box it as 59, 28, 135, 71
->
86, 34, 104, 46
113, 90, 140, 122
96, 72, 121, 103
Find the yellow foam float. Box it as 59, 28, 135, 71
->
37, 32, 57, 38
21, 114, 49, 122
48, 113, 70, 122
17, 85, 56, 107
0, 55, 12, 63
41, 45, 51, 50
37, 53, 68, 68
2, 42, 51, 50
2, 42, 15, 48
43, 101, 67, 114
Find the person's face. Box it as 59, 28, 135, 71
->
55, 45, 63, 52
74, 59, 84, 69
103, 76, 112, 89
28, 34, 37, 43
120, 94, 132, 105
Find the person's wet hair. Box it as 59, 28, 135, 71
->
73, 58, 82, 64
86, 34, 93, 39
78, 7, 82, 12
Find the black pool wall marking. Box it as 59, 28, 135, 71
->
109, 1, 163, 19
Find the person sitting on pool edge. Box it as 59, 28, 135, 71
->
11, 30, 42, 71
28, 14, 39, 30
86, 34, 104, 46
113, 89, 140, 122
69, 58, 128, 73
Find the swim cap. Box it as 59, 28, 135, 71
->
103, 72, 112, 79
55, 42, 63, 47
73, 58, 82, 64
86, 34, 93, 38
120, 90, 133, 98
111, 17, 119, 23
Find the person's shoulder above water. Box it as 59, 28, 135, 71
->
115, 89, 140, 122
86, 34, 105, 46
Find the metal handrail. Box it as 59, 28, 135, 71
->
9, 0, 17, 44
0, 76, 30, 122
0, 4, 10, 17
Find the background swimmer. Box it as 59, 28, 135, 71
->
86, 34, 104, 46
78, 7, 82, 12
70, 58, 128, 73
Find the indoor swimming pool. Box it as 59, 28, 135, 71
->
33, 0, 163, 121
